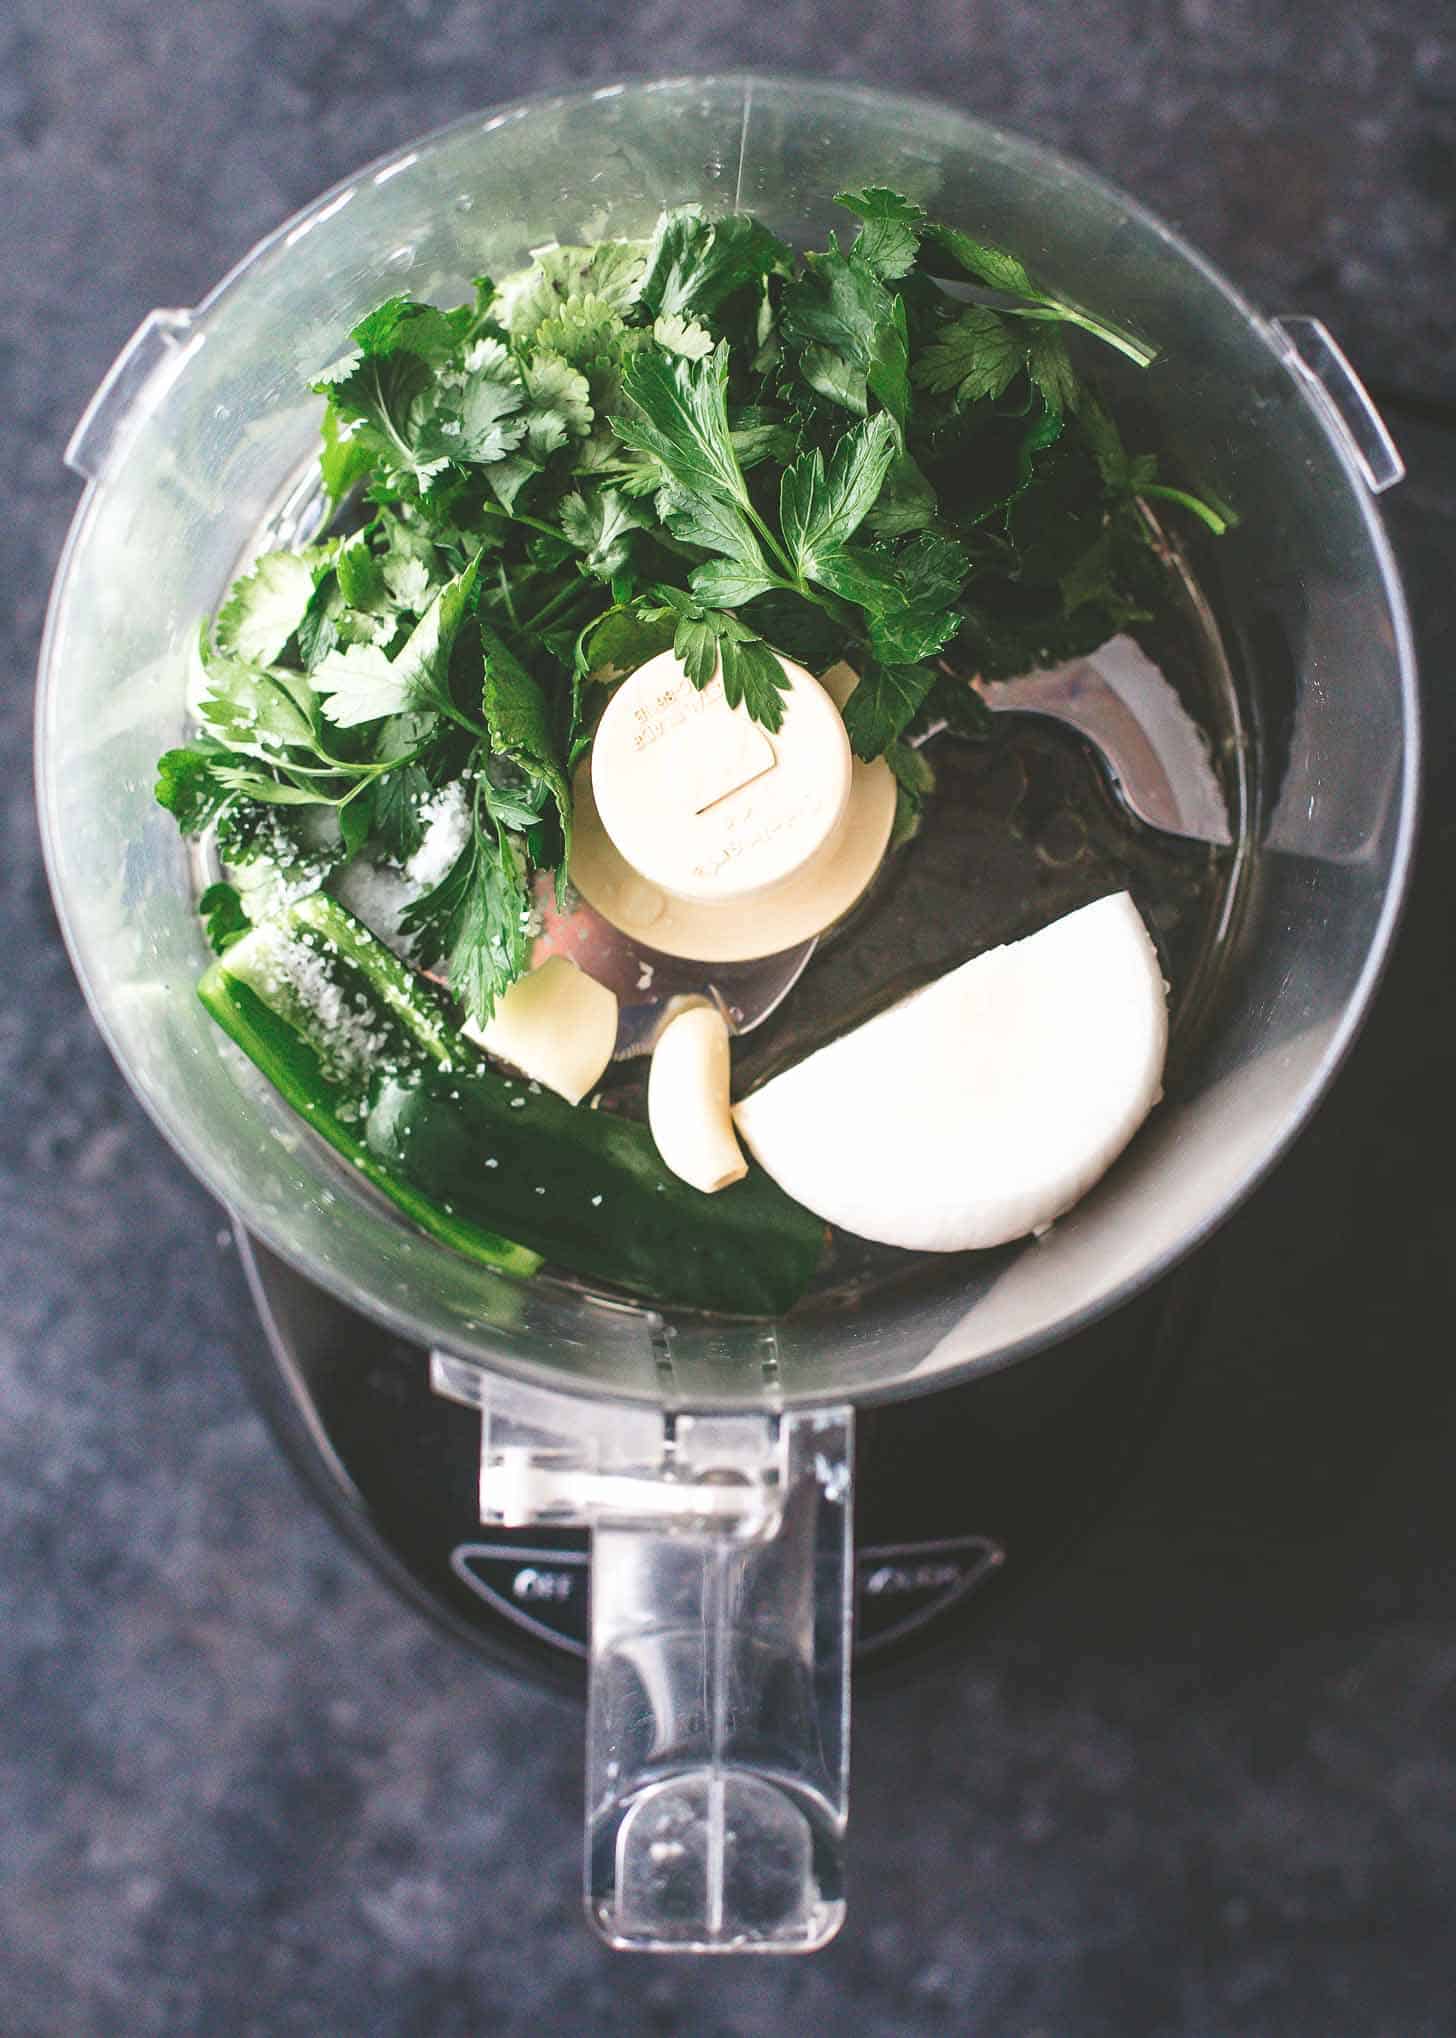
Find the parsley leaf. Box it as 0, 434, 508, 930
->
1023, 326, 1079, 416
779, 413, 898, 579
863, 531, 968, 664
885, 738, 935, 847
834, 186, 927, 281
923, 227, 1034, 297
912, 306, 1022, 405
687, 558, 782, 608
719, 634, 792, 728
1079, 393, 1232, 534
635, 592, 793, 733
924, 223, 1156, 370
840, 657, 938, 760
199, 656, 321, 755
638, 206, 793, 321
575, 599, 679, 682
614, 341, 751, 510
399, 778, 529, 1026
169, 192, 1230, 1024
477, 618, 572, 866
781, 243, 910, 429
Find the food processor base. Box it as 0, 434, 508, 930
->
233, 1227, 1200, 1688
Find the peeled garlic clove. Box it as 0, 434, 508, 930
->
647, 1003, 748, 1195
462, 955, 617, 1107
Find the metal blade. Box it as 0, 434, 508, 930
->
528, 873, 817, 1060
978, 635, 1232, 845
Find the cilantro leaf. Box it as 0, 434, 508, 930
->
377, 514, 440, 609
840, 657, 937, 760
834, 186, 927, 281
313, 297, 479, 492
533, 294, 639, 407
199, 657, 321, 754
197, 881, 251, 954
155, 738, 234, 834
314, 555, 479, 727
214, 551, 322, 666
638, 207, 793, 321
500, 240, 647, 339
779, 413, 898, 578
317, 295, 468, 377
559, 488, 648, 582
319, 349, 448, 492
653, 312, 715, 360
520, 351, 594, 457
335, 532, 386, 611
319, 407, 375, 510
413, 337, 527, 471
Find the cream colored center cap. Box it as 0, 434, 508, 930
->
590, 649, 853, 906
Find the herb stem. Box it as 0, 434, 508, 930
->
998, 301, 1157, 369
518, 577, 588, 635
1136, 484, 1230, 536
476, 501, 569, 545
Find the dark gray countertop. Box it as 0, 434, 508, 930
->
3, 5, 1454, 2033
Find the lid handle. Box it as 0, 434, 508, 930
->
1271, 314, 1405, 494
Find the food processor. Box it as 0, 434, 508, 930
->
36, 76, 1417, 1953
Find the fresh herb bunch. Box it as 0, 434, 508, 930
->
157, 187, 1224, 1025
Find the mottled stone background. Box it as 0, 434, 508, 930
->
2, 4, 1454, 2033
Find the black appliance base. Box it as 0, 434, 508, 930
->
234, 1231, 1202, 1689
